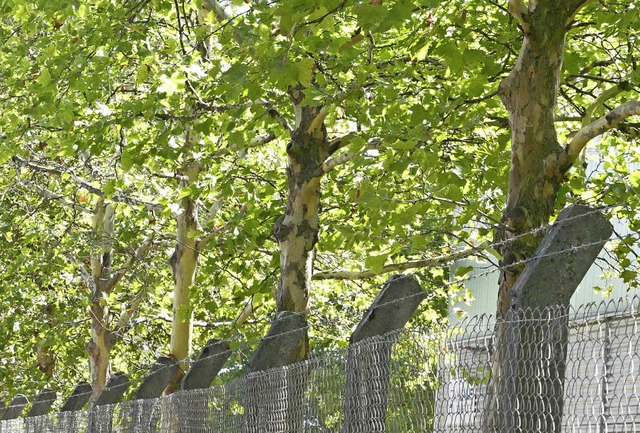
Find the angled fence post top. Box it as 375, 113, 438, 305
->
181, 339, 232, 391
351, 274, 425, 344
94, 372, 130, 407
60, 381, 92, 412
26, 388, 56, 418
486, 205, 613, 433
248, 311, 307, 372
509, 204, 613, 311
134, 355, 180, 400
2, 394, 28, 420
343, 274, 425, 433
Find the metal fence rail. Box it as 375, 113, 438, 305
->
1, 296, 639, 432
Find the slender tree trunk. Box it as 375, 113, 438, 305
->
273, 88, 329, 362
169, 162, 200, 362
167, 129, 202, 396
87, 200, 117, 403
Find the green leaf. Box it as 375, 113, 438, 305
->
487, 248, 503, 261
158, 71, 186, 96
365, 253, 388, 273
454, 265, 474, 278
103, 180, 116, 197
121, 152, 133, 172
353, 4, 389, 32
135, 63, 149, 84
187, 229, 201, 239
296, 58, 315, 87
37, 68, 52, 87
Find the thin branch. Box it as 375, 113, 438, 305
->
210, 131, 277, 160
78, 261, 95, 291
507, 0, 530, 32
150, 171, 190, 182
320, 136, 381, 175
566, 100, 640, 164
114, 289, 145, 331
582, 81, 632, 127
224, 297, 259, 339
255, 99, 292, 133
201, 0, 247, 44
248, 131, 277, 148
12, 155, 161, 211
327, 132, 357, 155
197, 203, 247, 250
18, 180, 93, 215
321, 152, 356, 174
103, 237, 155, 294
202, 0, 230, 21
132, 315, 234, 328
313, 241, 489, 281
566, 0, 597, 24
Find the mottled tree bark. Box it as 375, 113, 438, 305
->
167, 136, 202, 396
87, 200, 117, 404
272, 87, 330, 362
244, 86, 344, 432
85, 200, 154, 403
495, 0, 588, 318
486, 2, 601, 433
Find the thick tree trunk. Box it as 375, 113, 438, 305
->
486, 3, 594, 433
486, 206, 612, 433
495, 3, 577, 318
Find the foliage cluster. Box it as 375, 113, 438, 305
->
0, 0, 638, 402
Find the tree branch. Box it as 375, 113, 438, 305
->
196, 203, 247, 250
12, 155, 161, 211
18, 180, 93, 215
211, 131, 277, 160
566, 0, 597, 24
114, 289, 145, 331
312, 241, 489, 281
507, 0, 530, 32
104, 237, 155, 294
327, 132, 357, 155
254, 98, 291, 133
321, 152, 356, 174
249, 131, 277, 148
307, 106, 329, 134
566, 100, 640, 164
582, 81, 632, 127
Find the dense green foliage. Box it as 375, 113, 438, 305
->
0, 0, 638, 403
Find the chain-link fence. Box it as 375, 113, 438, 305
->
1, 296, 639, 432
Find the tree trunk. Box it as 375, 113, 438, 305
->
495, 2, 581, 318
165, 123, 204, 400
242, 89, 328, 433
487, 3, 595, 433
87, 200, 117, 404
273, 88, 329, 362
167, 158, 201, 394
485, 206, 612, 433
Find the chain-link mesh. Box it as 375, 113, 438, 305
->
2, 296, 640, 432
